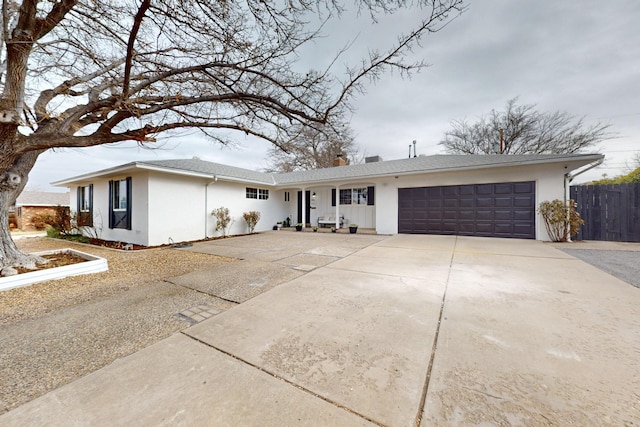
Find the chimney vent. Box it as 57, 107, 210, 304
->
365, 155, 383, 163
332, 153, 347, 167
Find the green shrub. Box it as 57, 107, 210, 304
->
242, 211, 260, 233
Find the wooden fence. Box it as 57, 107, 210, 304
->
570, 183, 640, 242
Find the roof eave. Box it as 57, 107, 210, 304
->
52, 161, 275, 187
272, 154, 605, 187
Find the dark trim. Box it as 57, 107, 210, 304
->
331, 188, 336, 207
367, 186, 375, 206
76, 186, 81, 217
125, 176, 132, 230
109, 177, 132, 230
108, 180, 114, 229
297, 190, 311, 224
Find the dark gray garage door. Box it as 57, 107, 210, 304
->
398, 181, 536, 239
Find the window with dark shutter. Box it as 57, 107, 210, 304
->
77, 184, 93, 227
109, 177, 132, 230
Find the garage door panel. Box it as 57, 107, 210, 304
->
476, 184, 493, 195
495, 197, 512, 207
459, 185, 475, 195
514, 224, 535, 236
495, 210, 512, 221
443, 198, 458, 208
514, 196, 533, 207
459, 198, 474, 208
426, 187, 442, 197
458, 210, 474, 221
426, 199, 442, 208
442, 210, 458, 220
426, 210, 442, 220
443, 222, 459, 232
443, 186, 458, 196
514, 210, 534, 221
494, 183, 513, 194
514, 182, 534, 193
477, 197, 494, 207
476, 210, 493, 221
398, 181, 535, 239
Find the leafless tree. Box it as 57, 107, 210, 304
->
440, 97, 613, 155
0, 0, 465, 270
264, 121, 361, 172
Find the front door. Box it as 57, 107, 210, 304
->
297, 190, 311, 225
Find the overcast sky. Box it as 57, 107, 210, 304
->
30, 0, 639, 192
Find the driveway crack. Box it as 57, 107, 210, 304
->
414, 236, 457, 426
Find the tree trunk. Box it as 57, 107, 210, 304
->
0, 150, 46, 273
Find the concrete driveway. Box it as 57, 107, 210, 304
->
2, 233, 638, 426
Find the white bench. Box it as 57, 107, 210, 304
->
317, 216, 344, 228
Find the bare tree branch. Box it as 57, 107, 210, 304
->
1, 0, 468, 266
122, 0, 149, 99
440, 97, 615, 155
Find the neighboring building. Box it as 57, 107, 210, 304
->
13, 191, 70, 231
52, 153, 604, 246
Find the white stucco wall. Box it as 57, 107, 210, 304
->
147, 172, 207, 246
68, 172, 150, 246
373, 163, 570, 240
207, 181, 289, 237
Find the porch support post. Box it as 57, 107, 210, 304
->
334, 186, 340, 229
301, 187, 307, 228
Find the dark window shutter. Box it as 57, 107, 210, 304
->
76, 186, 81, 215
331, 188, 336, 206
367, 186, 375, 206
108, 180, 114, 229
126, 177, 132, 230
88, 184, 93, 219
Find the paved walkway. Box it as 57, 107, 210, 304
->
1, 234, 638, 426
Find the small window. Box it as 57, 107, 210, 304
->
109, 178, 131, 230
77, 185, 93, 227
339, 189, 352, 205
246, 188, 258, 199
113, 179, 128, 211
352, 188, 368, 205
284, 191, 290, 202
247, 187, 268, 200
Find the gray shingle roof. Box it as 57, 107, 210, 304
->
140, 159, 275, 184
16, 191, 70, 207
54, 153, 603, 188
273, 154, 604, 184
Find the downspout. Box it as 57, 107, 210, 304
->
563, 158, 604, 241
205, 176, 217, 238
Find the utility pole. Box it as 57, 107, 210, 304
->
499, 128, 504, 154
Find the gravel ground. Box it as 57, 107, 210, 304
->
0, 237, 237, 414
557, 249, 640, 288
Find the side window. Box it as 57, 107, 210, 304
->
77, 184, 93, 227
247, 187, 268, 200
339, 189, 351, 205
246, 187, 258, 199
352, 188, 368, 205
109, 178, 132, 230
